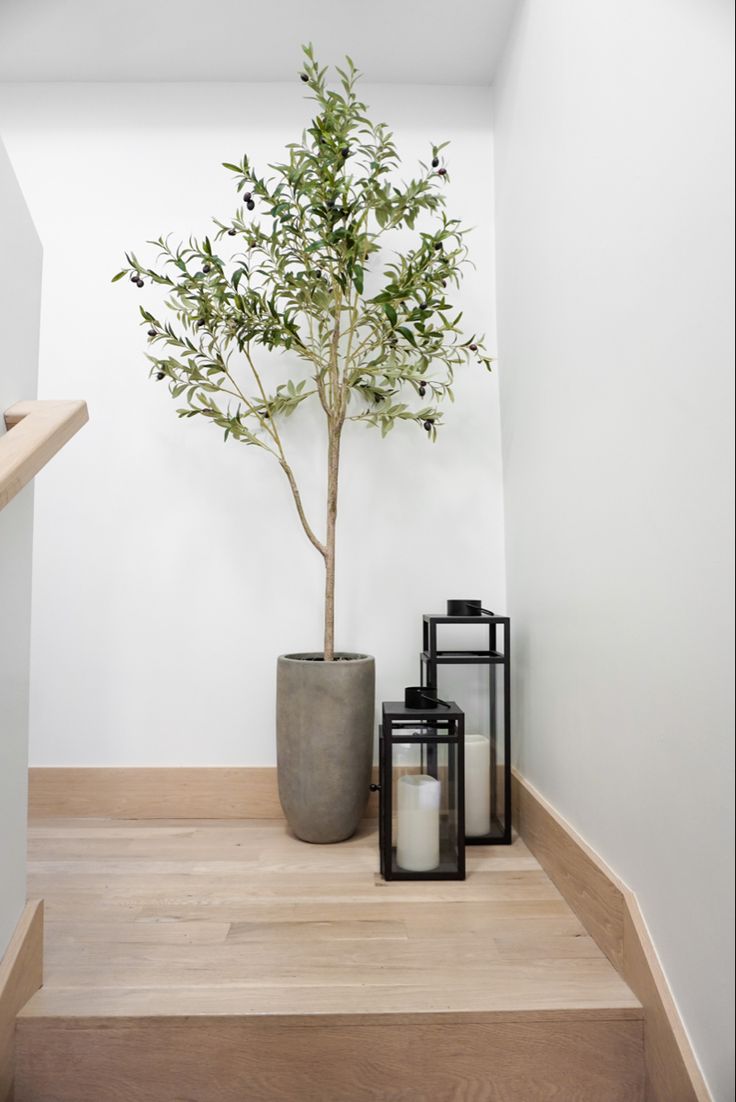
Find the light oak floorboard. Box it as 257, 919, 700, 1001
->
18, 818, 644, 1101
24, 818, 639, 1019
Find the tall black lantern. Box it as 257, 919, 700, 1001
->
421, 607, 512, 845
377, 699, 465, 881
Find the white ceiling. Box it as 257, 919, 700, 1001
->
0, 0, 518, 84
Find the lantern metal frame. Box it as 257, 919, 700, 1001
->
420, 612, 512, 845
378, 700, 466, 881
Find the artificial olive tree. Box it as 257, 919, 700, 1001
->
114, 45, 492, 661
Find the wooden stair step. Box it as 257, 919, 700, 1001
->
17, 995, 644, 1102
18, 975, 642, 1019
16, 818, 646, 1100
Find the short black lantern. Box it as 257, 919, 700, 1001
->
377, 698, 465, 881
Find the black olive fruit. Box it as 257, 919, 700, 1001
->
247, 200, 255, 211
228, 228, 237, 236
156, 372, 165, 381
300, 73, 309, 83
469, 343, 478, 351
419, 385, 427, 398
196, 318, 206, 328
438, 167, 447, 176
243, 191, 252, 201
136, 278, 144, 287
423, 420, 433, 432
202, 263, 211, 274
147, 328, 157, 338
341, 147, 349, 158
129, 272, 138, 283
431, 157, 439, 168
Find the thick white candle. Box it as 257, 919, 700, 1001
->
465, 735, 491, 836
396, 774, 441, 871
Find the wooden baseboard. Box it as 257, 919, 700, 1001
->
512, 771, 712, 1102
623, 894, 712, 1102
28, 767, 380, 820
0, 900, 43, 1102
511, 770, 626, 971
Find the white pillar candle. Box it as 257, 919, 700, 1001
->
396, 774, 441, 872
465, 735, 491, 836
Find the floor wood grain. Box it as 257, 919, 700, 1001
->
17, 818, 645, 1101
17, 1018, 645, 1102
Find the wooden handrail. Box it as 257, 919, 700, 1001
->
0, 399, 88, 513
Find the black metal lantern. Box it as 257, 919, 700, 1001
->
421, 606, 512, 845
376, 699, 465, 881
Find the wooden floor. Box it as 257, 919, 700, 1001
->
17, 819, 645, 1101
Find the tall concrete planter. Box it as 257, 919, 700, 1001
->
276, 653, 375, 843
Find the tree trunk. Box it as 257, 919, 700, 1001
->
323, 420, 342, 661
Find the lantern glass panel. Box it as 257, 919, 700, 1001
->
464, 663, 508, 841
388, 728, 461, 877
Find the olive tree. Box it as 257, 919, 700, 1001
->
114, 45, 492, 661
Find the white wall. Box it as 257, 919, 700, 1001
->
0, 138, 41, 956
0, 83, 505, 766
493, 1, 734, 1097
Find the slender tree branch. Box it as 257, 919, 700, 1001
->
279, 460, 327, 558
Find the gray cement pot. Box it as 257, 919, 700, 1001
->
276, 653, 375, 843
